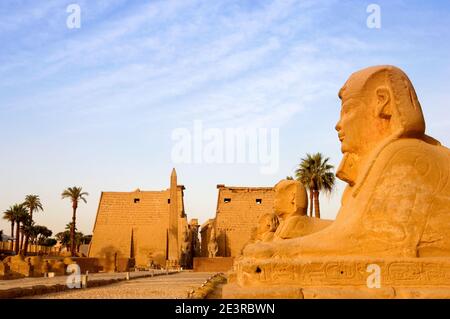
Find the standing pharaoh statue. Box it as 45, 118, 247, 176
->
207, 228, 219, 258
180, 227, 191, 268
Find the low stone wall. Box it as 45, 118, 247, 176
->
64, 257, 101, 273
97, 258, 135, 272
193, 257, 234, 272
0, 242, 60, 255
1, 256, 102, 279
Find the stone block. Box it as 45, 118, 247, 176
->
193, 257, 234, 272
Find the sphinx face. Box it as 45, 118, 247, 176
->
335, 94, 376, 155
273, 190, 291, 218
273, 191, 296, 218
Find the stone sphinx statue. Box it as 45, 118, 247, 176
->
224, 65, 450, 298
245, 65, 450, 259
250, 212, 280, 243
272, 179, 331, 240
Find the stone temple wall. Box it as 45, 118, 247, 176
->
88, 186, 186, 268
214, 185, 274, 257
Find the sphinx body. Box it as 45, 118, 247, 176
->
224, 65, 450, 298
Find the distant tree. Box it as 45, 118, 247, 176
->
65, 222, 77, 232
22, 195, 44, 255
82, 234, 92, 245
75, 231, 84, 252
61, 187, 88, 255
43, 238, 57, 247
19, 216, 32, 253
56, 228, 88, 252
35, 226, 52, 245
28, 225, 40, 246
295, 153, 335, 218
55, 231, 71, 250
286, 176, 294, 180
21, 221, 36, 254
8, 204, 29, 254
23, 195, 43, 223
2, 207, 16, 249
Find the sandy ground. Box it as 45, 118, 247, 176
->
1, 270, 167, 290
26, 271, 217, 299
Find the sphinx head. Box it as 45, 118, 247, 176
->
273, 179, 307, 219
335, 65, 425, 156
257, 213, 279, 234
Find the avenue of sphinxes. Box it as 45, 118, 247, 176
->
223, 65, 450, 299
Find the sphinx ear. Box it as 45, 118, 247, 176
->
375, 86, 392, 119
290, 193, 296, 205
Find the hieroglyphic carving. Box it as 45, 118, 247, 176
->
237, 259, 450, 288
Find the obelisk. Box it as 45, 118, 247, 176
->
168, 168, 179, 267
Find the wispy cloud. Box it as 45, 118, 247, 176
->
0, 0, 449, 231
1, 0, 363, 127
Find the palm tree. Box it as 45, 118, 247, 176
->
295, 153, 335, 219
19, 214, 32, 253
81, 234, 92, 245
35, 226, 52, 245
3, 207, 16, 250
23, 195, 43, 223
55, 231, 71, 250
61, 187, 88, 255
65, 222, 76, 231
22, 195, 43, 255
75, 231, 84, 252
43, 238, 57, 247
8, 204, 29, 254
22, 220, 43, 254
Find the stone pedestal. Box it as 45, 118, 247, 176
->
193, 257, 234, 272
166, 259, 179, 269
223, 256, 450, 299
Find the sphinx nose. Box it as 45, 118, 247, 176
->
335, 120, 342, 132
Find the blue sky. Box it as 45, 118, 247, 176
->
1, 0, 449, 235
